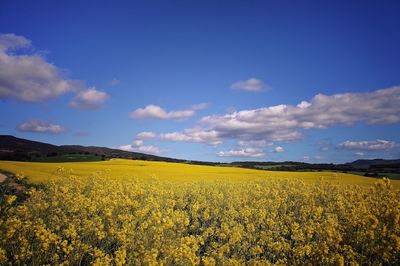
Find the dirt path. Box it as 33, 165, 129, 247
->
0, 173, 7, 183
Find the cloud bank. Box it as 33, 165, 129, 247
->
200, 87, 400, 142
338, 139, 399, 151
159, 87, 400, 149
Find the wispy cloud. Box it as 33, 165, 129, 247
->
129, 103, 208, 120
230, 78, 267, 92
109, 78, 120, 86
17, 119, 65, 134
217, 148, 265, 158
0, 33, 109, 109
337, 139, 400, 151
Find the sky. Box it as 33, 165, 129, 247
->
1, 0, 400, 163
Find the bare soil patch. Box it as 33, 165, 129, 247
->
0, 173, 7, 183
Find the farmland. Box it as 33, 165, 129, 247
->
0, 159, 399, 265
0, 159, 396, 187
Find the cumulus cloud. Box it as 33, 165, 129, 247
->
274, 146, 284, 153
160, 128, 222, 145
158, 87, 400, 147
69, 88, 109, 110
230, 78, 266, 92
217, 148, 265, 158
17, 120, 65, 134
116, 131, 162, 155
0, 33, 109, 109
136, 131, 156, 140
0, 33, 31, 50
238, 140, 273, 147
117, 144, 162, 155
196, 86, 400, 143
337, 139, 399, 151
129, 103, 208, 120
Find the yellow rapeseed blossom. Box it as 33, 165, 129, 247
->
0, 168, 399, 264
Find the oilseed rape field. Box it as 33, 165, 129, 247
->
0, 159, 400, 265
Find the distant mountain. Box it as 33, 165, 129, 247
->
346, 159, 400, 169
0, 135, 184, 162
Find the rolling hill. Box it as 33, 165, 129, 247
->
0, 135, 183, 162
1, 135, 399, 176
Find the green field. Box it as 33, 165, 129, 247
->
30, 154, 102, 162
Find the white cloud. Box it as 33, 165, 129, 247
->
116, 131, 162, 155
135, 145, 162, 154
230, 78, 266, 92
217, 148, 265, 158
274, 146, 284, 153
117, 144, 134, 152
69, 88, 109, 110
160, 128, 222, 145
238, 140, 273, 147
117, 144, 162, 155
303, 156, 310, 161
157, 87, 400, 147
129, 103, 207, 120
0, 33, 31, 50
196, 86, 400, 143
0, 33, 109, 109
355, 152, 365, 156
132, 140, 144, 146
314, 155, 324, 160
136, 131, 156, 140
337, 139, 399, 151
17, 120, 65, 134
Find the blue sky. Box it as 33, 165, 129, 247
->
1, 0, 400, 163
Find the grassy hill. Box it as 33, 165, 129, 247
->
0, 135, 183, 163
